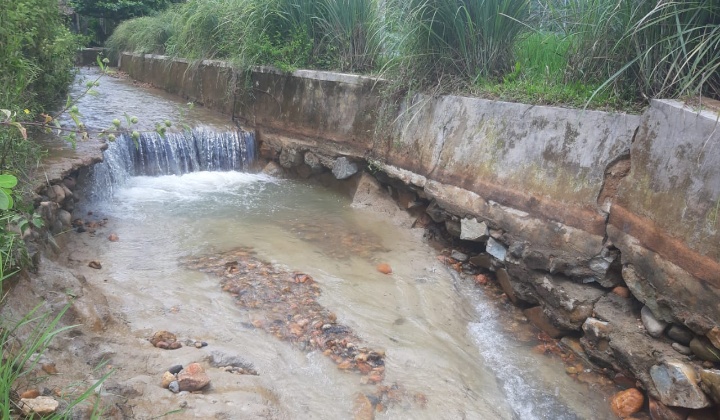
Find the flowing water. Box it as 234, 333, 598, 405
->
64, 68, 617, 419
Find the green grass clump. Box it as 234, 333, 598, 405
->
390, 0, 531, 89
105, 0, 720, 107
106, 8, 179, 60
0, 303, 110, 418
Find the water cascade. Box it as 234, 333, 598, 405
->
86, 127, 255, 199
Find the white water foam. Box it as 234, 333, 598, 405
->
469, 299, 579, 420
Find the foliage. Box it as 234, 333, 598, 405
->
70, 0, 183, 20
0, 0, 83, 113
544, 0, 720, 102
108, 0, 386, 73
0, 303, 110, 418
105, 0, 719, 107
390, 0, 531, 88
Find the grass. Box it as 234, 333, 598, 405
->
0, 303, 110, 418
105, 0, 720, 109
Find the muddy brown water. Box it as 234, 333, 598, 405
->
46, 68, 619, 419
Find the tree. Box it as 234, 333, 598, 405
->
69, 0, 183, 21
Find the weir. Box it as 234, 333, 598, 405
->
87, 127, 256, 199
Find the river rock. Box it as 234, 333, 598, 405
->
261, 161, 284, 177
522, 306, 566, 339
532, 273, 605, 330
486, 237, 507, 261
612, 286, 631, 298
650, 360, 710, 409
699, 369, 720, 403
425, 200, 446, 223
177, 363, 210, 392
460, 218, 488, 242
450, 250, 468, 262
641, 306, 669, 338
468, 253, 493, 269
161, 371, 176, 388
445, 220, 461, 237
168, 364, 183, 374
706, 327, 720, 350
672, 343, 693, 356
690, 337, 720, 362
610, 388, 644, 418
649, 398, 689, 420
279, 148, 302, 168
49, 184, 66, 204
57, 209, 72, 227
668, 325, 695, 346
582, 317, 611, 341
376, 263, 392, 275
332, 157, 358, 180
303, 152, 324, 172
20, 389, 40, 399
496, 268, 518, 305
353, 393, 374, 420
168, 381, 179, 393
21, 396, 59, 416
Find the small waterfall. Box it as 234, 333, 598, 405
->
85, 127, 256, 201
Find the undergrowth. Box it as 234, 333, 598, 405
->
105, 0, 720, 110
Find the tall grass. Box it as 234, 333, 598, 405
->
106, 8, 179, 60
548, 0, 720, 101
393, 0, 531, 87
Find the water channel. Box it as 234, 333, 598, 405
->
54, 68, 618, 419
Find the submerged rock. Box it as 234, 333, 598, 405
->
610, 388, 644, 418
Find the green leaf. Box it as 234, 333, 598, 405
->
0, 175, 18, 189
0, 190, 11, 211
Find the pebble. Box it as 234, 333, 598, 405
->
612, 286, 631, 298
88, 260, 102, 269
640, 306, 668, 338
41, 363, 58, 375
168, 364, 183, 375
450, 250, 468, 262
376, 263, 392, 275
150, 331, 181, 350
20, 389, 40, 399
21, 396, 59, 416
161, 372, 176, 388
610, 388, 644, 418
667, 325, 694, 346
168, 381, 180, 393
182, 248, 387, 385
108, 233, 119, 242
672, 342, 693, 356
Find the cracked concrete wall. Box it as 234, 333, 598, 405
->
609, 99, 720, 332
